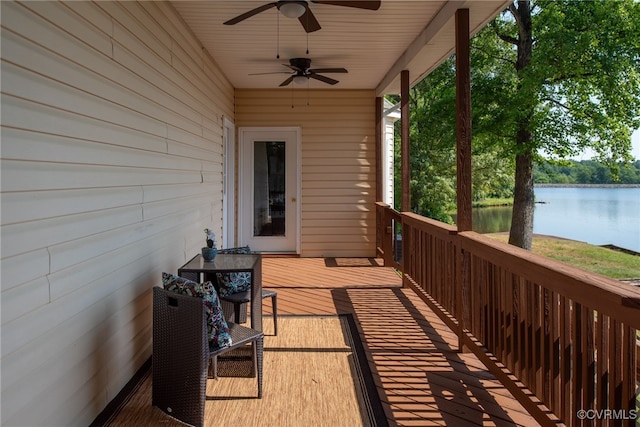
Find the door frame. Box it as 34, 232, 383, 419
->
238, 126, 301, 254
223, 117, 235, 248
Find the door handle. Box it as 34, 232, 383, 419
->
291, 197, 296, 203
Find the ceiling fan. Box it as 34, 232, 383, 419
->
251, 58, 348, 86
223, 0, 381, 33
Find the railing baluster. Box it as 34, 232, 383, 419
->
480, 257, 486, 344
498, 265, 506, 364
561, 296, 571, 424
573, 302, 583, 427
529, 280, 537, 397
491, 265, 497, 357
489, 262, 496, 352
514, 274, 523, 381
505, 270, 514, 373
542, 287, 551, 408
595, 313, 607, 427
584, 307, 596, 420
608, 319, 620, 421
622, 326, 635, 426
528, 279, 534, 389
577, 306, 594, 423
418, 227, 424, 290
549, 292, 562, 413
523, 277, 529, 385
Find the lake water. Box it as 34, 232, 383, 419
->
471, 187, 640, 252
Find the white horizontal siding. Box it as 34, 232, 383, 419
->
236, 89, 376, 257
0, 1, 233, 425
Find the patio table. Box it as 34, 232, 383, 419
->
178, 253, 263, 332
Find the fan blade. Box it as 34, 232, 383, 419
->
279, 76, 295, 87
223, 3, 277, 25
284, 64, 302, 72
249, 71, 292, 75
309, 73, 339, 85
309, 68, 348, 74
310, 0, 381, 10
298, 8, 321, 33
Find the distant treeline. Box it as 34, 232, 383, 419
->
534, 159, 640, 184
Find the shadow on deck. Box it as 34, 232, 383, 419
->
101, 257, 540, 426
264, 257, 539, 426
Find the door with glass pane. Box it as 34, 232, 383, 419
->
239, 128, 300, 253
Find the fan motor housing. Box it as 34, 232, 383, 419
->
290, 58, 312, 70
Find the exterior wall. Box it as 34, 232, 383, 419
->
0, 2, 233, 425
235, 89, 376, 258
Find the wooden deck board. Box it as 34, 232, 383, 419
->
263, 258, 541, 426
113, 257, 540, 426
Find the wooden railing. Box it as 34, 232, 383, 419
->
376, 203, 640, 427
375, 202, 402, 271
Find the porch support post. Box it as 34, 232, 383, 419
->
375, 96, 383, 203
455, 8, 472, 232
400, 70, 410, 212
455, 8, 472, 353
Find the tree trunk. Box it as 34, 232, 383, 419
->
508, 0, 535, 249
509, 147, 534, 249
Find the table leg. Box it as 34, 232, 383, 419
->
252, 258, 263, 332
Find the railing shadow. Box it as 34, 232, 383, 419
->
333, 286, 524, 426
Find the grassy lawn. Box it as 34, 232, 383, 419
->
486, 234, 640, 280
472, 198, 513, 208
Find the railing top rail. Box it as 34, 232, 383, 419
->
402, 212, 458, 238
459, 231, 640, 330
377, 203, 402, 221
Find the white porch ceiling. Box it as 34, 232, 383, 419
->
170, 1, 509, 95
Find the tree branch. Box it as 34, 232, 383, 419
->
508, 3, 519, 14
545, 72, 597, 84
542, 97, 599, 121
472, 46, 515, 65
491, 21, 518, 45
508, 3, 521, 28
542, 97, 571, 111
497, 32, 519, 45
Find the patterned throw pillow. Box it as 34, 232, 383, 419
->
216, 246, 252, 255
162, 272, 232, 350
215, 246, 253, 297
217, 272, 252, 297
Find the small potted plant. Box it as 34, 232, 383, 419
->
202, 228, 218, 261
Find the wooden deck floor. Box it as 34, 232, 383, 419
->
262, 257, 540, 426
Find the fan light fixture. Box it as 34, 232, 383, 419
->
293, 75, 308, 85
278, 1, 306, 19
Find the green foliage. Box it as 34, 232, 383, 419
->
530, 0, 640, 162
392, 58, 516, 222
468, 0, 640, 160
535, 159, 640, 184
395, 0, 640, 237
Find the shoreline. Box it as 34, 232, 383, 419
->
535, 183, 640, 188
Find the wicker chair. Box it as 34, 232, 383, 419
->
214, 246, 278, 334
220, 288, 278, 335
152, 287, 264, 427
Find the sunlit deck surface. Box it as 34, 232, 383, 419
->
262, 257, 540, 426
